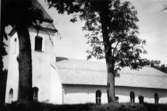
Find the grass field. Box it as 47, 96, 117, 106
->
1, 102, 167, 111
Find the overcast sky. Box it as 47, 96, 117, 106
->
41, 0, 167, 64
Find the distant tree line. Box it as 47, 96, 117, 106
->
150, 60, 167, 73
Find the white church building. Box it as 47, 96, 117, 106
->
56, 57, 167, 104
4, 0, 167, 105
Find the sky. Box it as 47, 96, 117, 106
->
41, 0, 167, 64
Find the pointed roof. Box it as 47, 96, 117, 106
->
32, 0, 57, 32
32, 0, 53, 23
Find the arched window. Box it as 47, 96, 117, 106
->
130, 91, 135, 103
33, 87, 39, 101
154, 93, 159, 104
9, 88, 13, 103
35, 36, 43, 51
96, 90, 102, 104
138, 95, 144, 104
115, 96, 119, 103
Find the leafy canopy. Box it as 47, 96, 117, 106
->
47, 0, 148, 72
4, 0, 43, 26
84, 0, 148, 72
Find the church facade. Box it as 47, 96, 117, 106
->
4, 0, 167, 105
56, 58, 167, 104
5, 32, 167, 104
5, 26, 63, 104
4, 0, 62, 104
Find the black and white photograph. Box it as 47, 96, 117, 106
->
1, 0, 167, 111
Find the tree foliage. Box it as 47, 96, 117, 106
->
47, 0, 148, 69
3, 0, 43, 28
82, 0, 148, 102
83, 0, 148, 71
150, 60, 167, 73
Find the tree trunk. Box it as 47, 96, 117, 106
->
0, 0, 7, 103
100, 11, 115, 103
16, 25, 33, 102
0, 70, 7, 104
106, 62, 115, 103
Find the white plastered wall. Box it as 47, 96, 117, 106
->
5, 33, 19, 103
5, 30, 63, 104
63, 85, 167, 104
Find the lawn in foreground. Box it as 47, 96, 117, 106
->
1, 102, 167, 111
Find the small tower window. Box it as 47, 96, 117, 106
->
35, 36, 43, 51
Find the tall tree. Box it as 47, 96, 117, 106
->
83, 0, 148, 102
2, 0, 43, 102
47, 0, 148, 102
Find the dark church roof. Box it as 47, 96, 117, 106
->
56, 57, 167, 90
9, 0, 57, 36
31, 0, 57, 33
